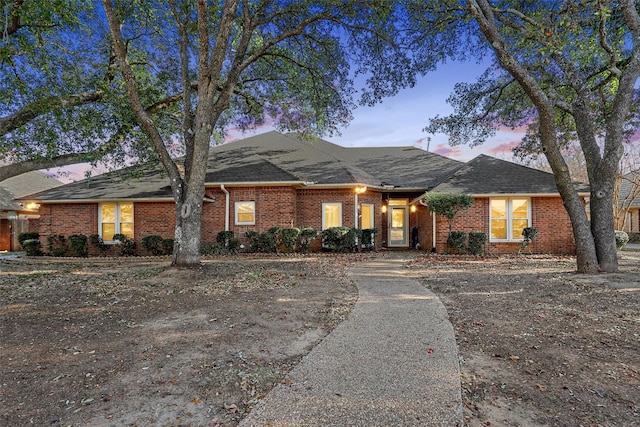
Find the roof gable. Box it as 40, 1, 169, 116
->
21, 133, 577, 203
430, 154, 587, 195
1, 170, 62, 210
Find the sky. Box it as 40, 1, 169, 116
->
228, 61, 523, 161
55, 61, 525, 183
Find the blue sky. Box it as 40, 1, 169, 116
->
56, 61, 524, 182
228, 60, 523, 162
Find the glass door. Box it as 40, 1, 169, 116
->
388, 203, 408, 247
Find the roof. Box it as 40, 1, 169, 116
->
20, 132, 577, 203
208, 131, 464, 189
0, 170, 62, 211
429, 154, 589, 195
20, 163, 174, 202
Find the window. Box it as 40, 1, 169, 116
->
490, 198, 530, 241
361, 203, 374, 229
235, 201, 255, 225
322, 203, 342, 229
99, 202, 133, 241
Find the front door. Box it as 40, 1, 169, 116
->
388, 205, 408, 247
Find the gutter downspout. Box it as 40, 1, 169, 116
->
354, 191, 359, 230
420, 196, 437, 252
220, 184, 230, 231
432, 211, 437, 252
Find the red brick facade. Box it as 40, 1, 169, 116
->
433, 196, 576, 254
31, 189, 577, 256
0, 219, 10, 251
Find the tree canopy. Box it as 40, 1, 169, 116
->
99, 0, 409, 266
406, 0, 640, 272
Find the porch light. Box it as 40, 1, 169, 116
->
355, 186, 367, 194
411, 205, 417, 213
381, 204, 387, 213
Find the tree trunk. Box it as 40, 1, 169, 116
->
542, 146, 600, 274
538, 110, 600, 274
171, 126, 210, 267
589, 174, 619, 272
173, 195, 205, 267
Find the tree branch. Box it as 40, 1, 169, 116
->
0, 91, 105, 136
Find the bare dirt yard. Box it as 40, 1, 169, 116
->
1, 250, 639, 427
0, 254, 362, 426
407, 250, 640, 427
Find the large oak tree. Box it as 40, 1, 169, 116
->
409, 0, 640, 273
101, 0, 406, 266
0, 0, 187, 182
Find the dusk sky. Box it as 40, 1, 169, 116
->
56, 60, 525, 183
231, 60, 524, 162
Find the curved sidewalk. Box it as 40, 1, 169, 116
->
241, 256, 463, 427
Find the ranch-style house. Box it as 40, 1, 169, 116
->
20, 131, 589, 255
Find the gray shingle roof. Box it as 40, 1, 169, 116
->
21, 132, 576, 203
0, 170, 62, 211
20, 164, 174, 202
430, 154, 589, 195
209, 131, 464, 188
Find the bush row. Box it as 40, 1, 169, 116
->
446, 231, 488, 255
17, 232, 135, 257
242, 227, 320, 253
18, 226, 379, 257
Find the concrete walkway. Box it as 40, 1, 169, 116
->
240, 256, 463, 427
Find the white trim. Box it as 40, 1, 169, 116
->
322, 202, 342, 230
98, 202, 134, 242
234, 201, 256, 225
489, 197, 531, 242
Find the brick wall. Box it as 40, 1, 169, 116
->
0, 219, 10, 251
295, 188, 384, 250
434, 196, 576, 254
37, 203, 97, 243
34, 192, 578, 256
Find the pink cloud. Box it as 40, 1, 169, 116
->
487, 141, 520, 156
433, 144, 463, 159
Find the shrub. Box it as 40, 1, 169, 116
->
162, 238, 174, 255
446, 231, 467, 254
361, 228, 378, 251
142, 235, 165, 255
201, 242, 235, 256
468, 231, 487, 255
297, 227, 319, 252
216, 231, 239, 254
68, 234, 88, 257
18, 231, 39, 248
22, 239, 42, 256
520, 227, 539, 253
47, 234, 67, 257
280, 228, 301, 252
245, 230, 277, 253
615, 230, 629, 250
113, 233, 135, 256
88, 234, 109, 254
322, 226, 357, 252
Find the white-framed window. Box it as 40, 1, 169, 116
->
235, 201, 255, 225
361, 203, 374, 229
99, 202, 134, 241
490, 197, 531, 241
322, 202, 342, 229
